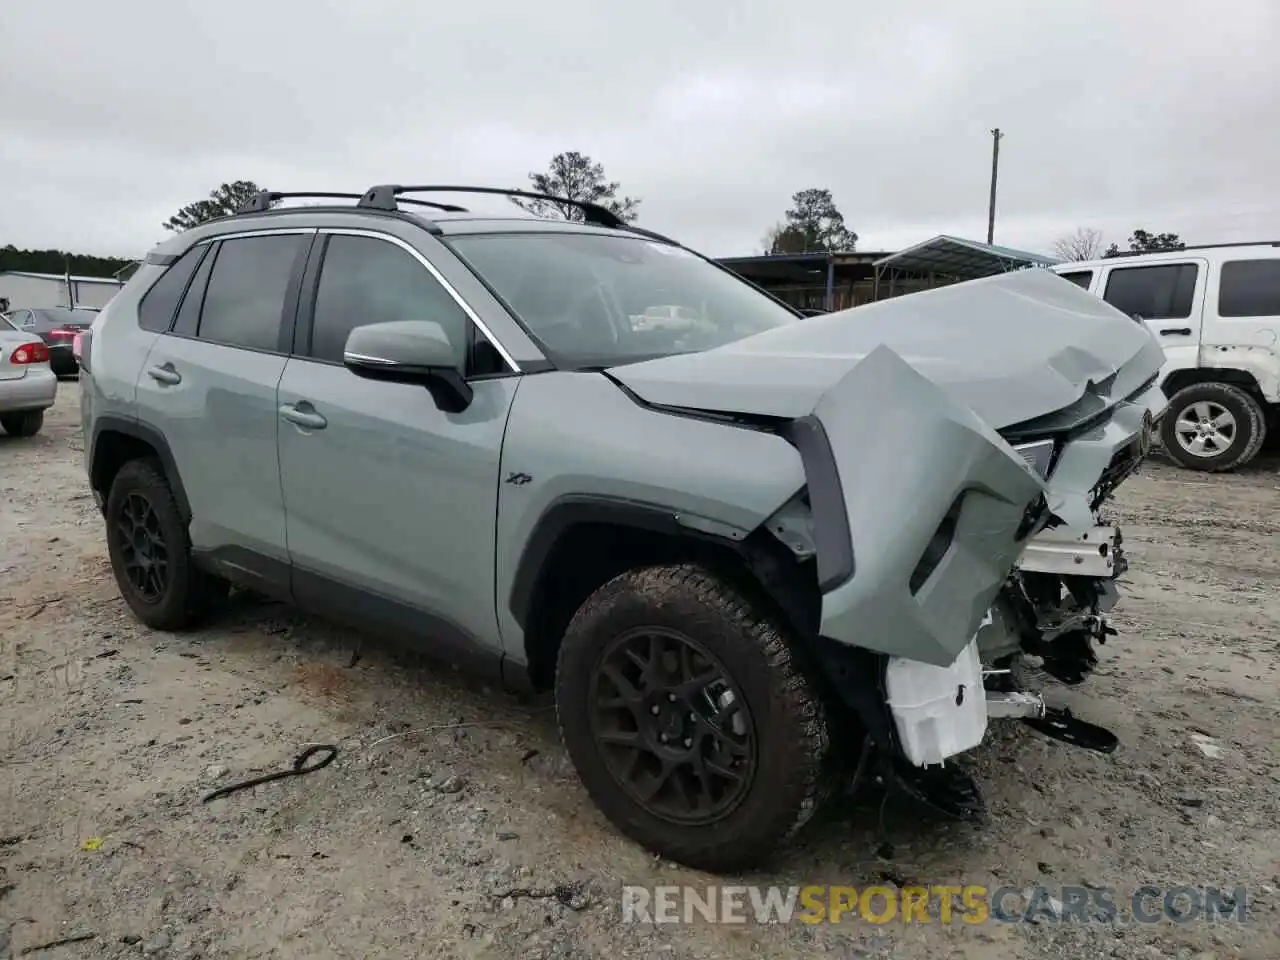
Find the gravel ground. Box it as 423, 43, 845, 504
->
2, 386, 1278, 960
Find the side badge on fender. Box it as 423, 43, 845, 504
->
504, 472, 533, 486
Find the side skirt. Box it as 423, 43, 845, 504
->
191, 546, 529, 692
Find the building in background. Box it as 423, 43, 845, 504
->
0, 271, 123, 311
719, 235, 1058, 313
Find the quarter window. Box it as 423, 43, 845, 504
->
138, 246, 206, 333
196, 234, 306, 351
1218, 259, 1280, 317
1058, 270, 1093, 290
1103, 263, 1198, 320
307, 234, 472, 366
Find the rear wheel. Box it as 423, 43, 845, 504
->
555, 564, 830, 872
0, 410, 44, 437
1160, 382, 1267, 472
105, 458, 228, 630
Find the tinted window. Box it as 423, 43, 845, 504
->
448, 233, 800, 367
172, 243, 217, 337
1058, 270, 1093, 289
138, 246, 206, 333
1218, 259, 1280, 317
308, 234, 471, 365
1103, 263, 1197, 320
197, 235, 305, 351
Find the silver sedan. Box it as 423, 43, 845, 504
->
0, 312, 57, 436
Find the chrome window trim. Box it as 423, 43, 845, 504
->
318, 227, 521, 373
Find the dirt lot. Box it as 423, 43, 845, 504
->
2, 387, 1278, 960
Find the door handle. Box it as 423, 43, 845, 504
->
1160, 327, 1193, 336
279, 403, 327, 431
145, 364, 181, 385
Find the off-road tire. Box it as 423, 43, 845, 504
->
0, 410, 44, 437
105, 458, 228, 630
1160, 382, 1267, 472
555, 563, 831, 873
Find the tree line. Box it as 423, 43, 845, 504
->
152, 160, 1195, 261
0, 244, 134, 280
6, 153, 1191, 276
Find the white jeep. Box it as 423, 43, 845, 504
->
1054, 243, 1280, 471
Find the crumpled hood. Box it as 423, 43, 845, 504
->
609, 268, 1164, 430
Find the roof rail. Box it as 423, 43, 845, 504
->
358, 184, 627, 229
235, 190, 468, 215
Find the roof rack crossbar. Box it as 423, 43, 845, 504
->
235, 190, 469, 216
358, 184, 627, 229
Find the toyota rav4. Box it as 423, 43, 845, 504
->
77, 185, 1166, 872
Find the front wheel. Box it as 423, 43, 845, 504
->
555, 564, 831, 873
1160, 382, 1267, 472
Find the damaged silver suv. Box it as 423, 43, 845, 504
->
76, 185, 1166, 872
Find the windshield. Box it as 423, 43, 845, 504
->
447, 232, 802, 366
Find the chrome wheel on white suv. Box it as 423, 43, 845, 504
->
1160, 382, 1267, 472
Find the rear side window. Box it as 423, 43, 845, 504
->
172, 243, 218, 337
1218, 259, 1280, 317
1103, 263, 1198, 320
138, 246, 206, 332
196, 234, 306, 351
1058, 270, 1093, 289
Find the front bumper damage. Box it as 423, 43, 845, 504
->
784, 359, 1166, 815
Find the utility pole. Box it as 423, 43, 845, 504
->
987, 127, 1002, 245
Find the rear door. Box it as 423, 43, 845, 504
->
1098, 258, 1207, 378
1203, 252, 1280, 402
135, 229, 315, 584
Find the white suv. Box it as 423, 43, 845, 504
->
1054, 243, 1280, 471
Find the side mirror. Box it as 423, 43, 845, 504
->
343, 320, 473, 412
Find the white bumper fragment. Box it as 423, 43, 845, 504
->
885, 636, 988, 767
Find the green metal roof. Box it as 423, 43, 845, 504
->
873, 234, 1060, 279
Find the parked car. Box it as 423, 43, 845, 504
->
77, 185, 1165, 872
3, 306, 99, 376
0, 312, 57, 436
1053, 242, 1280, 471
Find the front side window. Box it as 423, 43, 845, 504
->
1218, 259, 1280, 317
308, 234, 472, 366
197, 234, 306, 351
447, 232, 801, 367
1103, 263, 1198, 320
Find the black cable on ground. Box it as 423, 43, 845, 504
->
201, 744, 338, 803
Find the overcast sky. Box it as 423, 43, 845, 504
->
2, 1, 1277, 260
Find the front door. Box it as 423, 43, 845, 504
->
275, 230, 520, 659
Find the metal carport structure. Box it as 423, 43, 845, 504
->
872, 234, 1060, 300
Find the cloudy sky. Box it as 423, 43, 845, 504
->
2, 1, 1277, 260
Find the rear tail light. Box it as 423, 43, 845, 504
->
9, 342, 50, 364
48, 328, 76, 340
72, 332, 86, 359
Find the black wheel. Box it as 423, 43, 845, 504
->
1160, 382, 1267, 472
105, 458, 228, 630
0, 410, 44, 437
555, 564, 830, 872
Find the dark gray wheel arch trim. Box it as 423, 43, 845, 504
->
90, 415, 192, 521
508, 495, 689, 629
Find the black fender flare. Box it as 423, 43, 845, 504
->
90, 415, 191, 521
507, 495, 692, 629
